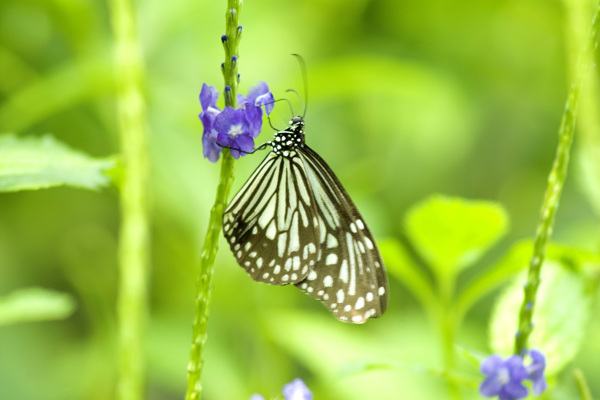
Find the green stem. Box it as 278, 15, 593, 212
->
437, 271, 461, 400
107, 0, 150, 399
513, 3, 600, 355
574, 369, 594, 400
185, 1, 242, 399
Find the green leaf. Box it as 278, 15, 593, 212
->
405, 195, 508, 275
379, 238, 437, 319
0, 133, 116, 192
456, 240, 532, 320
489, 261, 592, 376
0, 288, 76, 326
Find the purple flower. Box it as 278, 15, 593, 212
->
249, 378, 312, 400
239, 81, 275, 115
199, 84, 223, 163
525, 350, 548, 395
479, 350, 548, 400
479, 355, 528, 400
214, 107, 254, 159
199, 81, 274, 163
282, 378, 312, 400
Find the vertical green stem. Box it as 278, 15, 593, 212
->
514, 3, 600, 355
107, 0, 150, 399
437, 271, 460, 400
574, 369, 594, 400
185, 1, 242, 399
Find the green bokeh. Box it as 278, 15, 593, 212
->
1, 0, 599, 399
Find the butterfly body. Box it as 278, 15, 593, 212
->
223, 116, 388, 323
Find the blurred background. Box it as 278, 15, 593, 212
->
1, 0, 599, 399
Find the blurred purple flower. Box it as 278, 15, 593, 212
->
525, 350, 548, 395
282, 378, 312, 400
479, 350, 548, 400
249, 378, 312, 400
479, 354, 528, 400
199, 82, 273, 163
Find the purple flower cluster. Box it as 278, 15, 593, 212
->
199, 82, 274, 163
479, 350, 548, 400
250, 378, 312, 400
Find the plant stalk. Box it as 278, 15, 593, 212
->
514, 3, 600, 354
185, 1, 242, 399
107, 0, 150, 398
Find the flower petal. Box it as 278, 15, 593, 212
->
214, 107, 244, 134
233, 133, 255, 155
480, 355, 504, 376
244, 105, 263, 138
249, 395, 265, 400
255, 92, 275, 115
202, 130, 222, 163
199, 112, 214, 134
505, 356, 527, 380
503, 380, 528, 399
479, 377, 502, 397
282, 378, 312, 400
526, 350, 546, 380
237, 93, 248, 108
531, 376, 548, 395
246, 81, 270, 103
200, 84, 219, 111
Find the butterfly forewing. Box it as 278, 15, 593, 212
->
294, 146, 388, 323
223, 152, 320, 284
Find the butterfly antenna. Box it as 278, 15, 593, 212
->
291, 53, 308, 117
285, 89, 305, 117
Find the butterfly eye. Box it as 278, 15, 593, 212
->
223, 115, 388, 324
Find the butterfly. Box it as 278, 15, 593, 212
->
222, 115, 388, 323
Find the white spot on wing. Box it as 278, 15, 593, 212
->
266, 221, 276, 240
339, 260, 348, 283
355, 297, 365, 309
325, 253, 338, 265
323, 275, 333, 287
259, 196, 276, 229
327, 234, 338, 248
289, 212, 300, 253
336, 289, 345, 304
278, 233, 288, 258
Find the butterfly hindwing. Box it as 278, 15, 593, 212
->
294, 145, 388, 323
223, 152, 320, 284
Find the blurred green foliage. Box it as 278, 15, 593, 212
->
1, 0, 600, 399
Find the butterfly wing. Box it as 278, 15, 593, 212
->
294, 145, 389, 323
223, 152, 321, 284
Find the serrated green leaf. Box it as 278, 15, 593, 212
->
405, 195, 508, 275
0, 288, 76, 326
0, 133, 116, 192
489, 261, 591, 376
